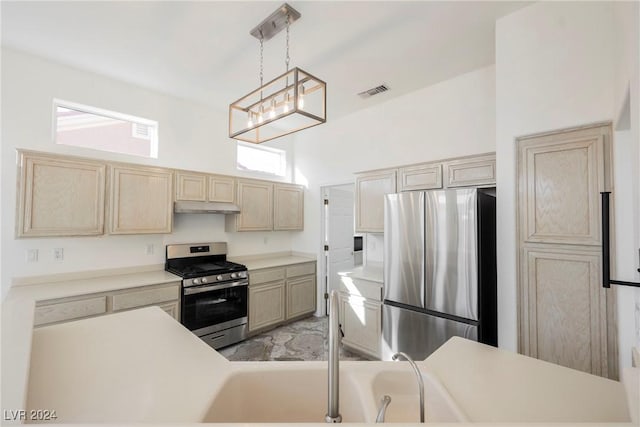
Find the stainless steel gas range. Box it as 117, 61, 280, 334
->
165, 242, 248, 349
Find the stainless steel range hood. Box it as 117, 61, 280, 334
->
174, 201, 240, 214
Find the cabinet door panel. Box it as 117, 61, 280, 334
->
521, 247, 606, 376
355, 169, 397, 233
398, 163, 442, 191
175, 172, 207, 201
208, 175, 235, 203
18, 152, 105, 237
519, 131, 604, 245
340, 293, 381, 359
235, 180, 273, 231
111, 283, 180, 312
274, 184, 304, 231
249, 281, 285, 331
286, 275, 316, 319
445, 155, 496, 188
110, 165, 173, 234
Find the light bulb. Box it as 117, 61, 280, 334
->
247, 111, 253, 128
269, 99, 276, 119
258, 105, 264, 124
298, 85, 305, 109
283, 93, 291, 113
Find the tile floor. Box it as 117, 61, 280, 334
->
218, 315, 367, 361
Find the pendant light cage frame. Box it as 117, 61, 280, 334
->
228, 3, 327, 144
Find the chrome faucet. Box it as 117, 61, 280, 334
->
392, 352, 425, 423
325, 290, 342, 423
375, 395, 392, 423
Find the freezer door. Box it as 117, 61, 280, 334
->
381, 304, 478, 361
384, 192, 425, 308
424, 189, 478, 321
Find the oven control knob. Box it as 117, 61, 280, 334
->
216, 275, 223, 281
231, 272, 238, 279
201, 277, 208, 284
192, 278, 201, 285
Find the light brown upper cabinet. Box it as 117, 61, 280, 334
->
175, 171, 207, 201
444, 153, 496, 188
16, 151, 106, 237
109, 164, 173, 234
231, 179, 274, 231
517, 123, 615, 379
175, 171, 235, 203
398, 163, 442, 191
355, 169, 397, 233
274, 183, 304, 231
208, 175, 235, 203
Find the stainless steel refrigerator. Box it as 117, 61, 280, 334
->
381, 188, 497, 361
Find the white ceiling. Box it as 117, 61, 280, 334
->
1, 1, 530, 119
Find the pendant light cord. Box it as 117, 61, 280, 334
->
285, 14, 290, 72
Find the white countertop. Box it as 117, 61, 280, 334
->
339, 262, 384, 284
1, 266, 182, 417
11, 305, 634, 425
27, 307, 228, 423
229, 252, 317, 270
422, 337, 631, 423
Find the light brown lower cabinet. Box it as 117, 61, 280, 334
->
248, 261, 317, 334
249, 281, 286, 332
34, 282, 181, 327
339, 292, 382, 360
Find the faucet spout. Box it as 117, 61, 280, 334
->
325, 290, 342, 423
392, 352, 425, 423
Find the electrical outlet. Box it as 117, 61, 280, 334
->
26, 249, 38, 263
53, 248, 64, 262
146, 244, 154, 255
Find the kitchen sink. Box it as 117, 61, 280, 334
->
368, 369, 468, 423
202, 364, 367, 422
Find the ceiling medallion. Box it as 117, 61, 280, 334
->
229, 3, 327, 144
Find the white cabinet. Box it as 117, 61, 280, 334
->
109, 164, 173, 234
398, 163, 442, 191
16, 151, 106, 237
339, 293, 381, 359
444, 154, 496, 188
338, 275, 382, 359
274, 184, 304, 231
355, 169, 397, 233
175, 171, 236, 204
34, 282, 181, 327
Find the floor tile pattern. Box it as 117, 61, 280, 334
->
219, 316, 367, 361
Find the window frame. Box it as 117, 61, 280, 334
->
52, 98, 159, 159
236, 140, 287, 178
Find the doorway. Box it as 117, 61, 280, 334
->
321, 183, 355, 316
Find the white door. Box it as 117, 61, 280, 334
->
323, 185, 355, 315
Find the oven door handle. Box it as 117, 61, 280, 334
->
183, 281, 248, 295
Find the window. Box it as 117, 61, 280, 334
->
54, 99, 158, 159
237, 141, 286, 177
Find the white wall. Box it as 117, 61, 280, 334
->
1, 48, 298, 299
496, 1, 640, 368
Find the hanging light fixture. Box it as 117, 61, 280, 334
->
229, 3, 327, 144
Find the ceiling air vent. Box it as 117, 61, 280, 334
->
132, 123, 151, 140
358, 84, 390, 99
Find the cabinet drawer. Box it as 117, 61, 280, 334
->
111, 284, 180, 311
286, 262, 316, 278
250, 267, 285, 285
34, 296, 107, 326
